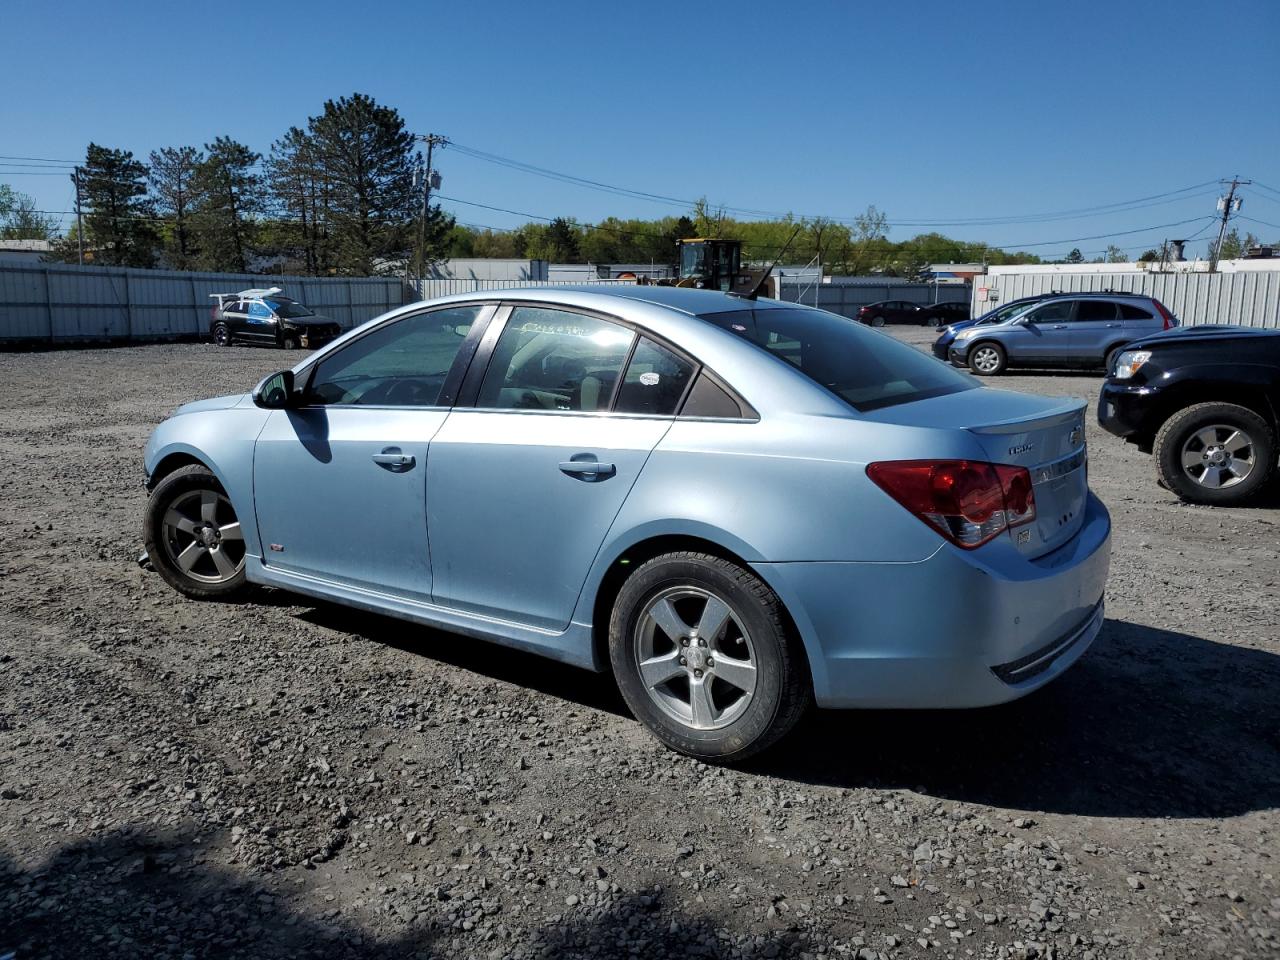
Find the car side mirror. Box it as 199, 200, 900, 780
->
252, 370, 298, 409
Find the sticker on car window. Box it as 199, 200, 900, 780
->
639, 371, 660, 386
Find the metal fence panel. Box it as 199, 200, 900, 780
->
779, 280, 970, 320
972, 270, 1280, 329
0, 263, 405, 343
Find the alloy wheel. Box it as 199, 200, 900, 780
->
161, 489, 246, 583
633, 586, 757, 731
972, 346, 1001, 373
1180, 424, 1256, 489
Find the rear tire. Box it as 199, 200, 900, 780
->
1154, 402, 1275, 505
968, 341, 1007, 376
871, 315, 886, 328
143, 464, 248, 600
213, 323, 231, 347
608, 552, 811, 763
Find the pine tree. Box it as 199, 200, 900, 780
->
192, 137, 263, 273
148, 146, 203, 268
305, 94, 417, 275
76, 143, 157, 266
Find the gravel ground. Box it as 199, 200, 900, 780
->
1, 328, 1278, 960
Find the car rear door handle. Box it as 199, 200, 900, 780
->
1105, 322, 1121, 328
559, 460, 616, 478
372, 448, 415, 472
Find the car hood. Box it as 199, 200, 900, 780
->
173, 393, 252, 416
1128, 324, 1279, 349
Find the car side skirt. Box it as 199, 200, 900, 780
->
247, 558, 599, 671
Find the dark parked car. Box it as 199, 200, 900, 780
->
917, 301, 970, 328
932, 294, 1058, 361
1098, 325, 1279, 505
856, 300, 924, 327
210, 287, 342, 350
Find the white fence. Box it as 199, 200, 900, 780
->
409, 277, 636, 301
0, 262, 404, 344
973, 269, 1280, 329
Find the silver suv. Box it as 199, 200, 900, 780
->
947, 293, 1177, 375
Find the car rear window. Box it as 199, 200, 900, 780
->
703, 306, 976, 412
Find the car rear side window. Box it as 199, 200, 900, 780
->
614, 337, 695, 416
1075, 301, 1119, 322
306, 305, 482, 407
681, 372, 750, 419
1120, 303, 1154, 320
476, 307, 635, 412
1026, 301, 1073, 323
704, 307, 975, 412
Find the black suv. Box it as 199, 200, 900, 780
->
210, 287, 341, 350
1098, 326, 1279, 505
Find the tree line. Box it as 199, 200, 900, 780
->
7, 90, 1271, 276
46, 93, 451, 276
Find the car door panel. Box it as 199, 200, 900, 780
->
1069, 301, 1121, 360
253, 407, 444, 600
1014, 301, 1076, 362
425, 411, 671, 630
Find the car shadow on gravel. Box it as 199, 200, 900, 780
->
292, 602, 629, 717
0, 828, 441, 959
755, 619, 1280, 819
1, 829, 766, 960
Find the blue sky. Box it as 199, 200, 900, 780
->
4, 0, 1279, 259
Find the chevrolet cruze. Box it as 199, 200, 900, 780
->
142, 287, 1111, 761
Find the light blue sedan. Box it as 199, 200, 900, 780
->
142, 287, 1111, 761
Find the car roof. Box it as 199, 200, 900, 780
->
427, 284, 799, 318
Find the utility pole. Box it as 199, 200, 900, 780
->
1210, 176, 1250, 272
73, 167, 84, 266
414, 134, 448, 280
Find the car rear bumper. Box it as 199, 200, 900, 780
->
756, 491, 1111, 709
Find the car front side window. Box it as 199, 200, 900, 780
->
306, 305, 483, 407
475, 307, 635, 412
1026, 301, 1073, 324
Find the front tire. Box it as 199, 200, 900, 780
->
143, 464, 248, 599
608, 552, 810, 762
1154, 402, 1275, 505
968, 341, 1007, 375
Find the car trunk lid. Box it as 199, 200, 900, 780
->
863, 388, 1089, 558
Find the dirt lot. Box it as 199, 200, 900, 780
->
1, 327, 1278, 960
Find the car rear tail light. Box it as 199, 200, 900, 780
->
866, 460, 1036, 549
1153, 300, 1175, 329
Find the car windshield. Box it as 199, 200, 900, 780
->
704, 306, 976, 412
267, 298, 314, 319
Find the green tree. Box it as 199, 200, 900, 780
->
1064, 247, 1085, 263
0, 184, 58, 240
267, 127, 333, 274
1104, 244, 1127, 263
74, 143, 157, 266
1137, 249, 1160, 262
148, 146, 203, 268
305, 93, 417, 275
1216, 227, 1243, 260
191, 137, 263, 272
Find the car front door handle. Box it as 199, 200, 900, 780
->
1051, 324, 1069, 329
372, 448, 415, 472
1105, 322, 1121, 328
559, 460, 616, 479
